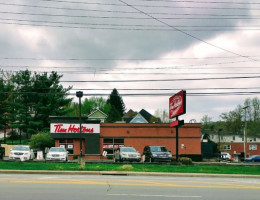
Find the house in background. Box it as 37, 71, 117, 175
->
87, 108, 107, 123
87, 108, 160, 124
123, 109, 160, 123
201, 132, 260, 160
129, 113, 148, 123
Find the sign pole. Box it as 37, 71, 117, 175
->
169, 90, 186, 162
176, 116, 179, 161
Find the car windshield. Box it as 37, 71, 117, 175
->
121, 147, 136, 152
13, 146, 30, 151
150, 146, 168, 152
50, 148, 66, 152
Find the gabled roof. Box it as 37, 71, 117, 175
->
123, 109, 160, 123
139, 109, 153, 122
129, 113, 149, 123
123, 109, 138, 123
88, 108, 107, 119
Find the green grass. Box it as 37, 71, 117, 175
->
0, 161, 260, 175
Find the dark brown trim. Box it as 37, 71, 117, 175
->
101, 125, 200, 129
100, 136, 201, 139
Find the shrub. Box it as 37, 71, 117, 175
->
178, 157, 193, 165
29, 132, 54, 151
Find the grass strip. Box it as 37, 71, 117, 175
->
0, 161, 260, 175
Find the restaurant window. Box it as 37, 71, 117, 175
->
59, 139, 74, 154
103, 138, 124, 155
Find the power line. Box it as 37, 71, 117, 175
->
0, 91, 260, 97
60, 76, 260, 83
0, 19, 260, 32
118, 0, 259, 62
2, 18, 260, 31
1, 12, 258, 21
1, 59, 257, 70
2, 71, 259, 75
1, 10, 259, 18
2, 20, 260, 31
39, 0, 260, 6
1, 2, 259, 10
133, 0, 260, 5
1, 55, 260, 61
69, 87, 260, 91
1, 55, 258, 61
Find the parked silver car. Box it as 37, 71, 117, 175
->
114, 146, 141, 162
46, 147, 68, 161
9, 145, 35, 161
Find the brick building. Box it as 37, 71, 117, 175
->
50, 117, 201, 160
209, 133, 260, 159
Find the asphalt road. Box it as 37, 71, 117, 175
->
0, 174, 259, 200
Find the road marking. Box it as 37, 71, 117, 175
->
2, 178, 260, 190
107, 194, 202, 198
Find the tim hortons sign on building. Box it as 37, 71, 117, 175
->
50, 123, 100, 134
169, 90, 186, 119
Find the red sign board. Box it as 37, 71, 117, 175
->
169, 90, 186, 119
170, 120, 184, 127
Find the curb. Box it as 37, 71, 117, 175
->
1, 170, 260, 178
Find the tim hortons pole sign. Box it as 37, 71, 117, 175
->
169, 90, 186, 161
169, 90, 186, 119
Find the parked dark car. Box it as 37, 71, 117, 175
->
245, 155, 260, 162
143, 145, 172, 162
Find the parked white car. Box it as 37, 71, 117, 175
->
9, 145, 34, 161
114, 146, 141, 162
46, 147, 68, 161
221, 152, 231, 160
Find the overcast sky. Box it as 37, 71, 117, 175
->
0, 0, 259, 122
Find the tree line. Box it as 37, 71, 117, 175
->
201, 97, 260, 137
0, 70, 126, 142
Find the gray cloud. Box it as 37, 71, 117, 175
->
0, 0, 259, 122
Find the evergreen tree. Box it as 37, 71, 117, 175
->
106, 88, 125, 122
6, 70, 72, 138
0, 76, 12, 132
30, 71, 72, 133
106, 105, 122, 123
11, 70, 34, 139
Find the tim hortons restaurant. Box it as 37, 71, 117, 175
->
50, 117, 202, 161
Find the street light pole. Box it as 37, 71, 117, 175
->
243, 106, 249, 160
76, 91, 84, 164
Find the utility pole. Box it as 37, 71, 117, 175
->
243, 106, 249, 160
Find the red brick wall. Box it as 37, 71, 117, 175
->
54, 123, 201, 159
100, 123, 201, 156
72, 140, 85, 155
222, 142, 260, 158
